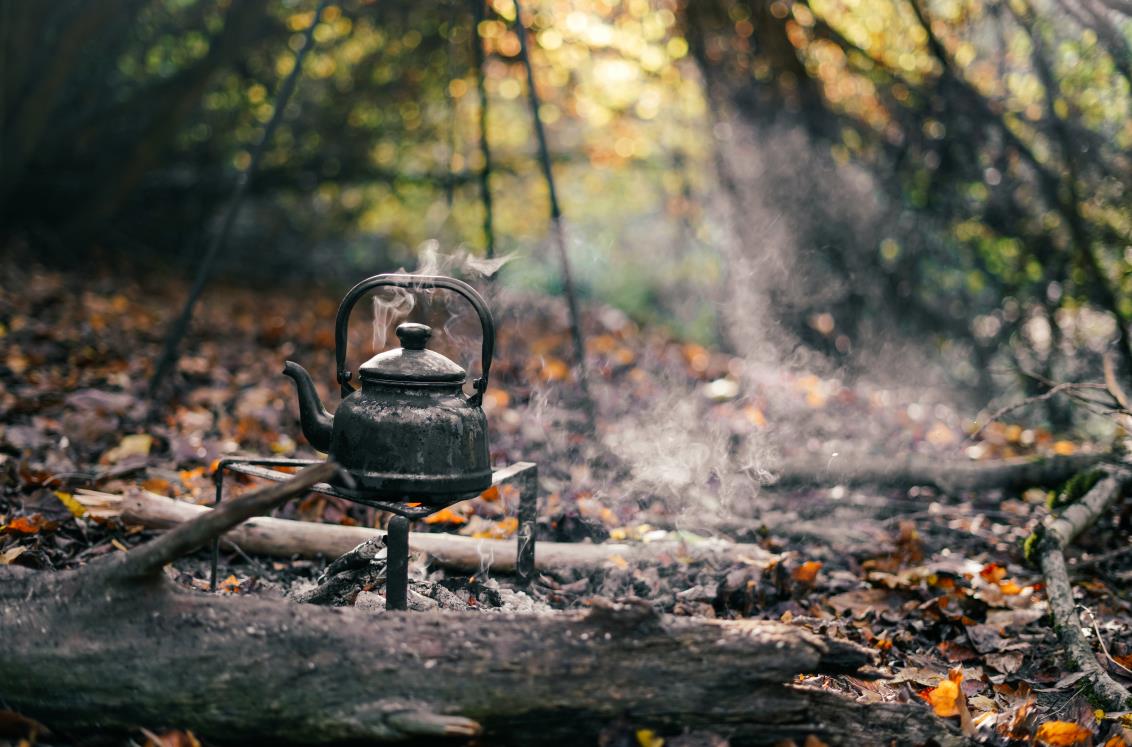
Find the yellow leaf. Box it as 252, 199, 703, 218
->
1035, 721, 1092, 746
607, 554, 629, 569
54, 491, 86, 518
635, 729, 664, 747
102, 434, 153, 464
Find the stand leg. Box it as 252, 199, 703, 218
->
386, 515, 410, 611
210, 469, 224, 591
516, 465, 537, 586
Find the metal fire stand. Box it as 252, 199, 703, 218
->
209, 457, 538, 610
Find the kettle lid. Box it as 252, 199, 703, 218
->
358, 322, 466, 385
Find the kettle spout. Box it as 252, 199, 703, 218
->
282, 361, 333, 453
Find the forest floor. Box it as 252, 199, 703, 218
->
2, 258, 1131, 746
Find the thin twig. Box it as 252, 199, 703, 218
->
971, 381, 1114, 440
1082, 607, 1132, 678
146, 0, 328, 407
102, 461, 338, 581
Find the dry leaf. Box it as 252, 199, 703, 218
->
0, 546, 27, 565
142, 477, 172, 495
102, 433, 153, 464
471, 516, 518, 539
636, 728, 664, 747
1035, 721, 1092, 746
423, 508, 468, 525
793, 561, 823, 585
4, 514, 56, 534
54, 490, 87, 517
923, 669, 963, 717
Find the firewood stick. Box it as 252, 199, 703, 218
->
75, 488, 777, 573
103, 462, 340, 580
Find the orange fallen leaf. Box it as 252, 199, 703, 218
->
483, 388, 510, 409
793, 561, 823, 584
4, 514, 55, 535
219, 575, 241, 594
1103, 736, 1128, 747
539, 357, 570, 382
922, 669, 963, 717
142, 727, 201, 747
472, 516, 518, 539
742, 405, 768, 427
423, 508, 468, 525
142, 477, 172, 495
180, 466, 206, 483
999, 580, 1023, 595
980, 563, 1007, 582
1035, 721, 1092, 746
479, 485, 501, 503
1052, 440, 1077, 456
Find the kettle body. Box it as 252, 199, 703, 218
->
283, 274, 494, 503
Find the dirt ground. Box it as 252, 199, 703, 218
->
2, 259, 1131, 746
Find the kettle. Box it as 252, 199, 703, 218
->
282, 274, 494, 503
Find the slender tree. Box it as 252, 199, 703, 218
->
511, 0, 594, 424
147, 0, 329, 406
470, 0, 496, 259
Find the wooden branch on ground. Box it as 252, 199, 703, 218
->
75, 487, 779, 573
765, 452, 1104, 492
1029, 469, 1132, 710
2, 468, 969, 745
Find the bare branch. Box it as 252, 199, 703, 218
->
102, 461, 339, 580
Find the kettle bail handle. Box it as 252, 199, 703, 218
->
334, 273, 495, 405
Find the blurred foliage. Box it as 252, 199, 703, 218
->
0, 0, 1129, 396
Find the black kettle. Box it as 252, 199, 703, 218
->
282, 274, 494, 503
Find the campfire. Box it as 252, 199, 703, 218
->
212, 273, 537, 610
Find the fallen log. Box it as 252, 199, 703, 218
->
766, 452, 1104, 492
1027, 468, 1132, 710
5, 466, 966, 745
75, 487, 779, 573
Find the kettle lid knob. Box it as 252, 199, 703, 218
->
396, 322, 432, 350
